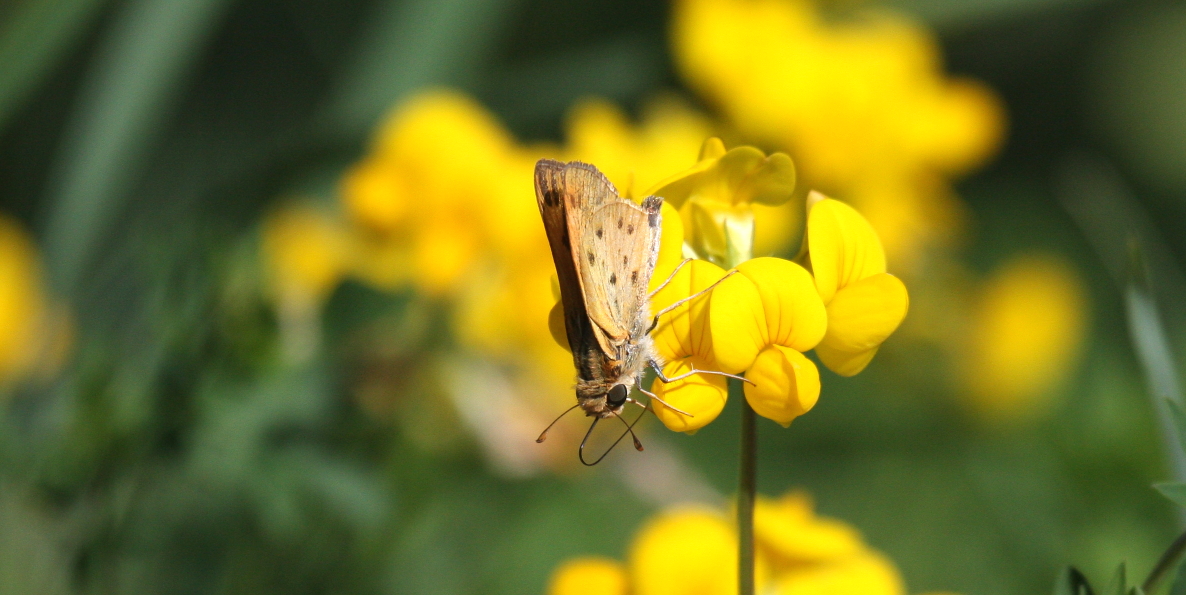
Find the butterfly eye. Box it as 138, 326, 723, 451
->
607, 384, 629, 407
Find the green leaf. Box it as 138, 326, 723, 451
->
1108, 562, 1128, 595
1156, 482, 1186, 508
1055, 566, 1096, 595
42, 0, 235, 294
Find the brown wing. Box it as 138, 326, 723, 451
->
535, 159, 592, 359
575, 196, 663, 360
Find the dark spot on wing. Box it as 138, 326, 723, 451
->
627, 224, 634, 234
617, 218, 623, 229
631, 270, 639, 284
609, 274, 617, 285
622, 256, 628, 266
596, 228, 603, 238
588, 252, 595, 265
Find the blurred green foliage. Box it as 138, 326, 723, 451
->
0, 0, 1184, 594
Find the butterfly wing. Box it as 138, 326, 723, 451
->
535, 159, 592, 357
575, 196, 663, 360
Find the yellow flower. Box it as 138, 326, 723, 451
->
960, 254, 1086, 421
774, 551, 905, 595
629, 507, 744, 595
340, 90, 537, 296
649, 258, 733, 432
753, 491, 865, 570
648, 138, 797, 267
547, 558, 628, 595
261, 203, 352, 308
0, 216, 44, 383
0, 215, 70, 387
565, 97, 715, 198
672, 0, 1004, 269
804, 192, 909, 377
709, 257, 826, 426
546, 490, 923, 595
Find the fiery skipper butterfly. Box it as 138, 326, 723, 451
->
533, 159, 743, 465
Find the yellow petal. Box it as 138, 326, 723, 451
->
547, 557, 628, 595
773, 551, 906, 595
699, 136, 727, 160
649, 358, 728, 433
719, 148, 796, 206
743, 345, 820, 427
652, 200, 686, 286
816, 273, 909, 377
548, 300, 570, 353
754, 492, 865, 569
753, 200, 804, 258
738, 258, 827, 351
629, 507, 737, 595
646, 142, 795, 208
807, 196, 886, 304
650, 259, 729, 364
709, 257, 826, 374
705, 266, 766, 373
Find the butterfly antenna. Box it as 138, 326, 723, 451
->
536, 404, 580, 443
611, 409, 644, 451
578, 402, 651, 466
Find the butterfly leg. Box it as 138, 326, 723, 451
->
646, 270, 739, 334
636, 387, 694, 417
647, 258, 692, 298
649, 359, 756, 386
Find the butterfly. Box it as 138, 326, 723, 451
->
532, 159, 745, 465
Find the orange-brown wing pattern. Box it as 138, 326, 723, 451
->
575, 198, 662, 360
534, 159, 591, 358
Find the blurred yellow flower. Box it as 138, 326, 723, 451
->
0, 215, 70, 387
261, 203, 352, 309
629, 507, 746, 595
546, 490, 923, 595
672, 0, 1004, 268
803, 192, 909, 376
547, 557, 628, 595
565, 97, 715, 198
754, 492, 864, 569
961, 254, 1086, 421
0, 216, 44, 383
341, 90, 540, 296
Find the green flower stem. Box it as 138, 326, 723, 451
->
1143, 528, 1186, 594
738, 391, 756, 595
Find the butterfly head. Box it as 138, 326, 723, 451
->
576, 381, 632, 418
